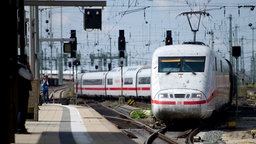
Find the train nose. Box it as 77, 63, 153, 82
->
156, 89, 204, 100
152, 89, 206, 121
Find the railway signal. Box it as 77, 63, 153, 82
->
165, 30, 173, 45
118, 30, 126, 60
232, 46, 241, 58
118, 30, 126, 99
118, 30, 125, 51
84, 9, 102, 30
70, 30, 77, 58
232, 45, 241, 117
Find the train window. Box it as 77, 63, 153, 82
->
183, 57, 205, 72
107, 78, 113, 85
138, 77, 150, 84
158, 57, 181, 73
124, 78, 133, 85
158, 57, 205, 73
83, 79, 103, 85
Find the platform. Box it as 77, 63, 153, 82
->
14, 104, 137, 144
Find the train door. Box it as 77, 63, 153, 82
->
76, 73, 85, 96
122, 67, 138, 98
106, 67, 122, 98
137, 68, 151, 100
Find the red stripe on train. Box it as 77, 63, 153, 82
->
138, 87, 150, 90
78, 87, 150, 91
151, 91, 216, 105
151, 100, 207, 105
83, 88, 105, 90
151, 99, 176, 105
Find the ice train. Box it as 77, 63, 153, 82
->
75, 42, 235, 123
151, 42, 235, 123
75, 65, 151, 100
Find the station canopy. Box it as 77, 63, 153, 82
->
24, 0, 106, 6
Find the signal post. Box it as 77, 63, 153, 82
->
118, 30, 126, 104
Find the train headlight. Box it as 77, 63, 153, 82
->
191, 93, 202, 98
158, 93, 168, 98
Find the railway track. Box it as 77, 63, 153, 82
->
80, 99, 221, 144
47, 84, 70, 104
51, 85, 256, 144
81, 100, 187, 144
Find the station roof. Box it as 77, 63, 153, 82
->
24, 0, 106, 7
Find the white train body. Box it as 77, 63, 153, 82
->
75, 66, 151, 100
136, 68, 151, 97
151, 43, 233, 122
78, 72, 107, 96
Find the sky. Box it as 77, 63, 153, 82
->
26, 0, 256, 73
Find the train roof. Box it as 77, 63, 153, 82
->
109, 65, 150, 72
41, 69, 74, 75
106, 65, 150, 77
153, 43, 213, 57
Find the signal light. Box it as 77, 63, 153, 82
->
118, 30, 125, 51
70, 30, 77, 58
165, 30, 173, 45
84, 9, 102, 30
118, 38, 125, 50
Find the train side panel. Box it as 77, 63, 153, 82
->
213, 58, 232, 110
105, 67, 122, 98
122, 67, 138, 98
76, 73, 86, 97
80, 72, 107, 97
137, 68, 151, 100
122, 66, 149, 98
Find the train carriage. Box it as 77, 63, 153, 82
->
151, 43, 233, 123
122, 66, 148, 98
79, 71, 107, 97
75, 66, 152, 101
105, 66, 151, 99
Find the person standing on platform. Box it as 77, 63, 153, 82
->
41, 75, 49, 104
16, 55, 33, 134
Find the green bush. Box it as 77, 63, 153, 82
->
130, 109, 148, 119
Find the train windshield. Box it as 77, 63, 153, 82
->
158, 56, 205, 74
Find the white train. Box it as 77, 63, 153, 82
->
74, 42, 235, 123
75, 65, 151, 100
151, 42, 235, 123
